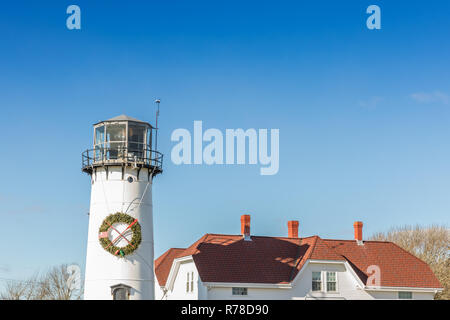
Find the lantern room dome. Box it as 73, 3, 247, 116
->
95, 114, 153, 127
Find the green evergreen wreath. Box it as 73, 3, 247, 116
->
98, 212, 142, 257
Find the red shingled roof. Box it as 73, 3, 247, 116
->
323, 239, 442, 288
154, 248, 186, 287
155, 234, 442, 289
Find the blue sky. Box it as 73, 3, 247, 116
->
0, 1, 449, 282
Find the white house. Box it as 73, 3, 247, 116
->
154, 215, 442, 300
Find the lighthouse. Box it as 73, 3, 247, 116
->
82, 114, 163, 300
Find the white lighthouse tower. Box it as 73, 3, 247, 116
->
82, 114, 163, 300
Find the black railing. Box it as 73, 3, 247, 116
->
82, 146, 163, 173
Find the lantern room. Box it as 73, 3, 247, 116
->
82, 115, 163, 175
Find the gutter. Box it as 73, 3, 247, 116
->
203, 282, 292, 289
363, 286, 444, 293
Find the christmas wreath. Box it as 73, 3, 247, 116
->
98, 212, 142, 257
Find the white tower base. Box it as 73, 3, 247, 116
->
84, 167, 155, 300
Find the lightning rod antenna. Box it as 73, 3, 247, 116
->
154, 98, 161, 151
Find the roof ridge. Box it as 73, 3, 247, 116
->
308, 236, 346, 261
305, 235, 319, 260
298, 235, 319, 239
323, 238, 393, 243
203, 233, 242, 237
288, 237, 308, 282
181, 233, 210, 257
197, 233, 319, 240
321, 237, 346, 260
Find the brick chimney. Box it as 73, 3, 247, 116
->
353, 221, 363, 244
240, 214, 251, 240
287, 220, 299, 238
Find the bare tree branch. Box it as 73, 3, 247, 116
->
0, 264, 83, 300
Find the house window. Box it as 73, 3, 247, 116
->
398, 292, 412, 299
186, 272, 194, 293
232, 287, 248, 295
326, 272, 337, 292
186, 272, 190, 292
312, 272, 322, 291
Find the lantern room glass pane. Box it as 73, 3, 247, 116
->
94, 125, 105, 161
128, 124, 145, 145
95, 125, 105, 146
106, 124, 126, 160
128, 124, 146, 161
106, 123, 126, 142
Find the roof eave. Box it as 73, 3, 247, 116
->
203, 282, 292, 289
363, 286, 444, 293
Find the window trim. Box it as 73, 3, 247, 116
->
186, 272, 190, 293
326, 271, 338, 293
312, 271, 322, 292
186, 271, 195, 293
311, 271, 339, 293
